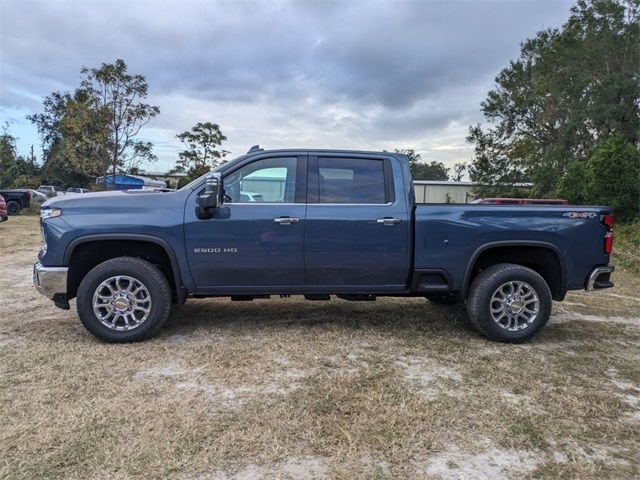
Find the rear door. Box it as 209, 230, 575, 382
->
304, 154, 411, 290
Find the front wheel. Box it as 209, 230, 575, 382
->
76, 257, 172, 342
466, 263, 551, 343
6, 201, 21, 215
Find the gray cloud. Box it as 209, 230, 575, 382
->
0, 0, 573, 170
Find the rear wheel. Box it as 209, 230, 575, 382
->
466, 263, 551, 343
6, 201, 21, 215
76, 257, 171, 342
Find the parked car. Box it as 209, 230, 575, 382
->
34, 148, 615, 344
0, 195, 7, 221
67, 187, 90, 194
473, 198, 570, 205
0, 189, 31, 215
240, 191, 265, 202
37, 185, 63, 197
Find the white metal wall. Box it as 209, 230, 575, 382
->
413, 183, 474, 204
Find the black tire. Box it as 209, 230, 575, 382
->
466, 263, 551, 343
425, 293, 459, 305
76, 257, 172, 342
6, 201, 21, 215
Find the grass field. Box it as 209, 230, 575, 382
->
1, 216, 639, 479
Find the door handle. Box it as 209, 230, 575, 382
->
273, 216, 300, 225
377, 217, 402, 226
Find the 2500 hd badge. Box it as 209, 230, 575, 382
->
194, 247, 238, 254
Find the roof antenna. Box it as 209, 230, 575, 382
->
247, 145, 263, 153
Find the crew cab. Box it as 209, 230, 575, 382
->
34, 148, 615, 343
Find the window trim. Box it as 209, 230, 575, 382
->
308, 155, 394, 205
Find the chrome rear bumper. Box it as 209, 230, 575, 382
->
585, 264, 614, 291
33, 261, 68, 299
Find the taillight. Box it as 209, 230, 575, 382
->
602, 214, 615, 254
603, 214, 615, 230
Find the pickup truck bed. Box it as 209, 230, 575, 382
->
33, 148, 615, 343
413, 204, 611, 299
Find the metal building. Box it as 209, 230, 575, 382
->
412, 180, 476, 204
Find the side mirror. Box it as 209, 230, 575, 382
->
196, 173, 223, 219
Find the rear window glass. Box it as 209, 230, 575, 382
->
318, 158, 386, 204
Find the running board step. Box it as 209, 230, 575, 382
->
230, 295, 271, 301
304, 294, 331, 301
336, 294, 376, 301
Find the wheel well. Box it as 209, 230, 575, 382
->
467, 246, 564, 300
67, 240, 177, 301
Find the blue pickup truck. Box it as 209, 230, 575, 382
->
34, 148, 615, 343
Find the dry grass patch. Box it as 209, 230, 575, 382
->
1, 216, 639, 479
415, 445, 539, 480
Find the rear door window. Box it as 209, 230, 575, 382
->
317, 158, 386, 204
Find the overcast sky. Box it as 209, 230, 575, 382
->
0, 0, 574, 174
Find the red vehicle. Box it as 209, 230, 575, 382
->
0, 195, 7, 222
472, 198, 570, 206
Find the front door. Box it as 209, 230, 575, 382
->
184, 155, 307, 292
304, 154, 411, 290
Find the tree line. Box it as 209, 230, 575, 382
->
0, 59, 230, 191
468, 0, 639, 219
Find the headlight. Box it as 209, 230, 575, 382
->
40, 207, 62, 220
39, 208, 61, 256
40, 225, 47, 256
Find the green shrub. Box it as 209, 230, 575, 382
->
558, 135, 640, 220
12, 174, 41, 189
615, 221, 640, 274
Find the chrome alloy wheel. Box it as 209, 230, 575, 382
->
92, 275, 152, 331
490, 281, 540, 331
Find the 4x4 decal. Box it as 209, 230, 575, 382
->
562, 212, 597, 219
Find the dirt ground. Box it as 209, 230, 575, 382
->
1, 216, 639, 479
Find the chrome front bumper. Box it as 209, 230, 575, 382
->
585, 264, 615, 291
33, 261, 68, 299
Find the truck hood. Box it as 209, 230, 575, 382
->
43, 190, 179, 210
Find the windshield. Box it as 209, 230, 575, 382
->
178, 154, 250, 191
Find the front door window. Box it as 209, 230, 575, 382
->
225, 157, 297, 203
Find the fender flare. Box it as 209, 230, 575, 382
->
460, 240, 566, 299
64, 233, 186, 304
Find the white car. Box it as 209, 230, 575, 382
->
37, 185, 64, 197
28, 189, 48, 205
240, 191, 265, 202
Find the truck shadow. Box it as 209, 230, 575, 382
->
162, 297, 474, 339
158, 298, 610, 346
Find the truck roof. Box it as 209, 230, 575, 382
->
244, 147, 408, 160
